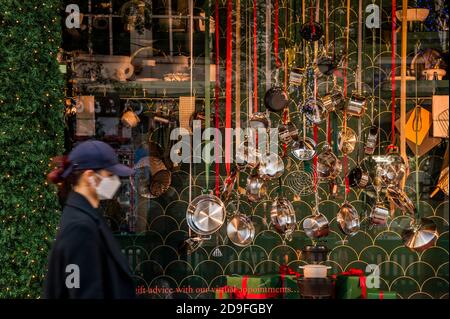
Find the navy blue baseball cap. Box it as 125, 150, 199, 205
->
61, 140, 133, 178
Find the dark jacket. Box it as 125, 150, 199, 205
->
44, 192, 135, 299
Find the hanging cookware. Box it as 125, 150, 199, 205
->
133, 156, 172, 198
226, 199, 255, 247
291, 137, 317, 161
431, 167, 449, 198
300, 265, 331, 278
303, 209, 330, 239
376, 149, 407, 187
317, 145, 342, 181
322, 89, 345, 112
300, 245, 328, 264
227, 214, 255, 247
300, 22, 323, 42
301, 97, 327, 124
236, 137, 261, 170
258, 152, 285, 180
265, 87, 289, 112
221, 168, 238, 202
186, 194, 226, 236
402, 217, 438, 252
386, 185, 415, 215
364, 125, 379, 155
315, 55, 339, 77
345, 93, 367, 117
369, 201, 390, 226
279, 122, 299, 145
121, 104, 140, 128
178, 236, 205, 255
348, 165, 370, 189
246, 173, 267, 202
249, 112, 271, 128
337, 201, 360, 236
270, 196, 296, 241
338, 127, 357, 154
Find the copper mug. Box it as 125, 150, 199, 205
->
345, 93, 367, 117
121, 107, 140, 128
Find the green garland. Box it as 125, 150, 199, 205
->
0, 0, 64, 298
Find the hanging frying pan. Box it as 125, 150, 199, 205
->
226, 199, 255, 247
265, 87, 289, 112
402, 217, 438, 252
337, 201, 360, 236
338, 127, 358, 154
186, 194, 226, 236
300, 22, 323, 42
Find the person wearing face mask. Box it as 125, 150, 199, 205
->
44, 140, 136, 299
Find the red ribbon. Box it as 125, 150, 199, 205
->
338, 268, 367, 299
274, 0, 281, 68
379, 290, 384, 300
253, 0, 258, 113
218, 276, 279, 299
225, 0, 232, 176
279, 265, 301, 299
313, 124, 318, 191
214, 0, 220, 197
390, 0, 397, 147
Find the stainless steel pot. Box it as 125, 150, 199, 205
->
348, 166, 370, 189
375, 150, 406, 187
345, 93, 367, 117
246, 174, 267, 202
338, 127, 358, 154
265, 86, 290, 112
303, 209, 330, 239
322, 90, 345, 112
291, 137, 317, 161
369, 202, 390, 226
300, 245, 329, 264
301, 98, 327, 124
270, 197, 297, 240
364, 125, 379, 155
227, 214, 255, 247
186, 194, 226, 236
258, 153, 285, 180
279, 122, 299, 145
317, 145, 342, 181
337, 201, 360, 236
402, 217, 438, 252
236, 138, 261, 170
249, 112, 270, 129
386, 185, 415, 215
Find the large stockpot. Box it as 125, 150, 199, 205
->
186, 194, 226, 236
300, 245, 329, 264
270, 197, 296, 240
337, 201, 360, 236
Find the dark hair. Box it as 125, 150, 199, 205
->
47, 156, 89, 202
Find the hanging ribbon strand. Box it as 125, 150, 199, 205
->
390, 0, 397, 148
215, 0, 220, 196
274, 0, 281, 68
253, 0, 258, 113
225, 0, 233, 176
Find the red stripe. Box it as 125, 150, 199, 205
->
225, 0, 232, 175
215, 0, 220, 196
274, 0, 281, 68
253, 0, 258, 112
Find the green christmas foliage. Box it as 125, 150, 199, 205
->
0, 0, 64, 298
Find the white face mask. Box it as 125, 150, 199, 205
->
90, 174, 121, 200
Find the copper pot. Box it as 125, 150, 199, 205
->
322, 90, 345, 112
369, 202, 390, 226
303, 210, 330, 239
338, 127, 357, 154
317, 145, 342, 181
